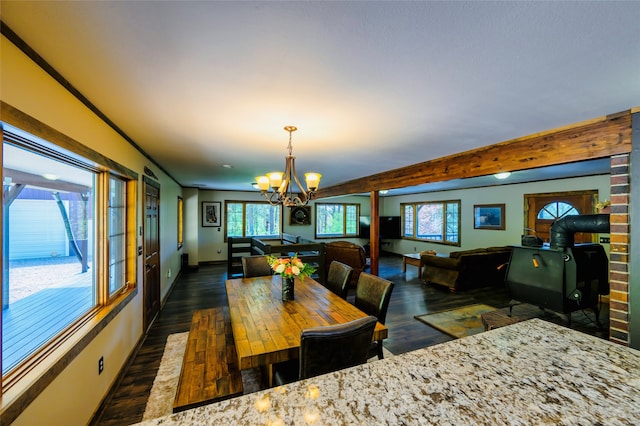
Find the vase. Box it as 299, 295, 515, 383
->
282, 276, 295, 301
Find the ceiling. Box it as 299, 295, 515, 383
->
1, 2, 638, 196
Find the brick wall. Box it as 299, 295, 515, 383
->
608, 154, 630, 345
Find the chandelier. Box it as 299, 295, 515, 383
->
256, 126, 321, 207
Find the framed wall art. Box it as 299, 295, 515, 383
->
290, 206, 311, 225
473, 203, 505, 230
202, 201, 222, 227
177, 196, 184, 249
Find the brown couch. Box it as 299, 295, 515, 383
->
325, 241, 368, 287
421, 246, 512, 292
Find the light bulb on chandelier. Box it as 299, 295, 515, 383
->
255, 126, 321, 207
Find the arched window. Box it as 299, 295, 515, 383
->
537, 201, 580, 220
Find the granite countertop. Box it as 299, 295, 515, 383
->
136, 319, 640, 425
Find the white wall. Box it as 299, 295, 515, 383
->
189, 191, 370, 263
191, 177, 611, 263
382, 175, 611, 255
2, 35, 182, 425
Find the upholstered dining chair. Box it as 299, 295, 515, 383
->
354, 272, 394, 359
324, 261, 353, 299
241, 255, 272, 278
273, 315, 378, 385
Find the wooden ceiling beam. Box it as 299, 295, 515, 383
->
317, 110, 632, 199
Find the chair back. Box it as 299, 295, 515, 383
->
299, 316, 377, 380
325, 261, 353, 299
241, 255, 272, 278
354, 272, 394, 324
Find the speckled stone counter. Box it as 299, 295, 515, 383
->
136, 319, 640, 425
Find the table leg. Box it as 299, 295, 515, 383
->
402, 257, 407, 272
267, 364, 274, 388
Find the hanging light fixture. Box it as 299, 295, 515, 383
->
256, 126, 321, 207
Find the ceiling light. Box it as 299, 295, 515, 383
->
222, 164, 233, 169
494, 172, 511, 180
379, 190, 389, 195
42, 173, 58, 180
256, 126, 321, 207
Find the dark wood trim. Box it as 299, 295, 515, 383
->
318, 111, 632, 198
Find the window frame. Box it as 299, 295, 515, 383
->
314, 202, 360, 239
1, 103, 138, 394
224, 200, 282, 240
401, 200, 461, 246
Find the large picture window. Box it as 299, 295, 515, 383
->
1, 121, 137, 382
315, 203, 359, 238
225, 201, 281, 239
402, 200, 460, 245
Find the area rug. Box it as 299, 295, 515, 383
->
414, 304, 496, 339
143, 331, 393, 420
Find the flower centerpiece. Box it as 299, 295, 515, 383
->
266, 254, 316, 301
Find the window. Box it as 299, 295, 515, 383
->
537, 201, 580, 220
402, 200, 461, 245
2, 121, 137, 381
225, 201, 281, 239
109, 176, 127, 295
315, 203, 359, 238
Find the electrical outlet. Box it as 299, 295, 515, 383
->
98, 356, 104, 375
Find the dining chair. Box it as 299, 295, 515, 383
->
273, 315, 378, 385
324, 261, 353, 299
241, 255, 272, 278
354, 272, 394, 359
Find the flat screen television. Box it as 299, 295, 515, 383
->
380, 216, 401, 239
359, 216, 370, 238
359, 216, 401, 239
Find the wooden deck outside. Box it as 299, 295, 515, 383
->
2, 274, 93, 374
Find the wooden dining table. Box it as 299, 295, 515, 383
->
225, 274, 388, 384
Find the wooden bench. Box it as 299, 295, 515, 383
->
173, 307, 244, 412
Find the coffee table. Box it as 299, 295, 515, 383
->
402, 253, 422, 278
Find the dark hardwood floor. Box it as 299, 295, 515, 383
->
91, 255, 609, 425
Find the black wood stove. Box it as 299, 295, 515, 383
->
505, 214, 610, 326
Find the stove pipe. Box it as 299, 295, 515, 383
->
549, 214, 610, 249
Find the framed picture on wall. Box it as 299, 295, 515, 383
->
177, 196, 184, 249
290, 206, 311, 225
202, 201, 222, 227
473, 203, 505, 230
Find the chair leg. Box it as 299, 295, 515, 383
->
377, 340, 384, 359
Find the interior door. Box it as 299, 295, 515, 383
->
524, 190, 597, 244
143, 177, 161, 331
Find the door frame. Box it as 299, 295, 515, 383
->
143, 176, 161, 332
524, 190, 598, 244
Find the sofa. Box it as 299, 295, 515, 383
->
325, 241, 368, 287
421, 246, 512, 292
